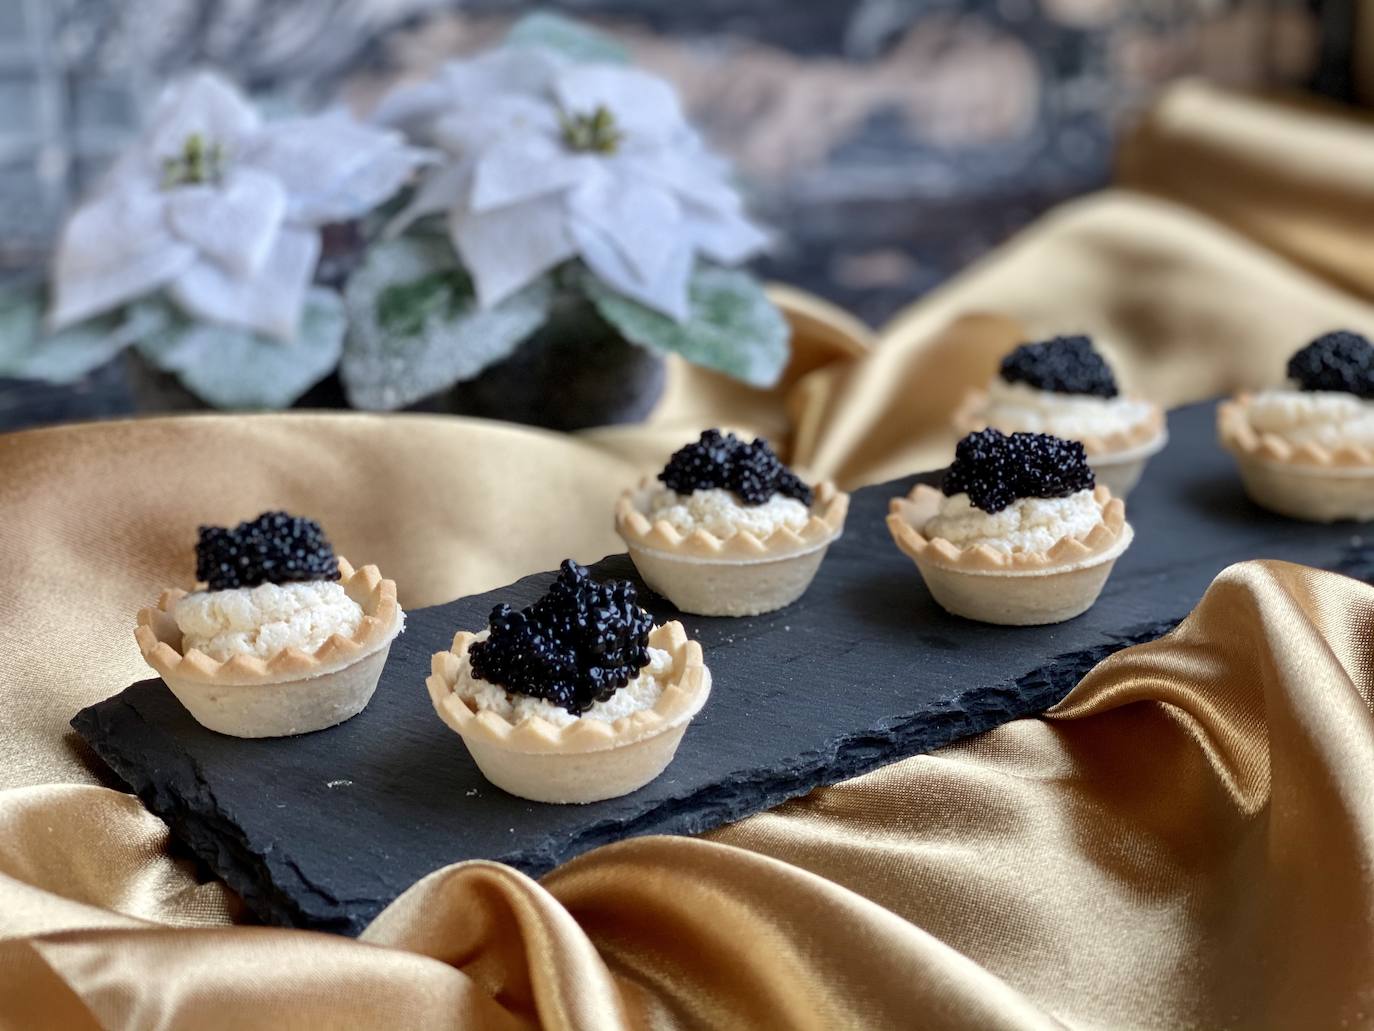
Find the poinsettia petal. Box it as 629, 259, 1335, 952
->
168, 226, 319, 341
450, 196, 575, 308
375, 49, 565, 142
242, 112, 361, 179
146, 71, 259, 164
242, 113, 421, 223
432, 95, 562, 158
370, 79, 455, 142
572, 216, 692, 322
435, 49, 568, 127
165, 167, 286, 277
289, 145, 433, 226
386, 161, 471, 238
686, 202, 771, 265
568, 169, 681, 286
554, 65, 685, 145
48, 188, 196, 329
314, 144, 431, 225
446, 46, 568, 96
630, 150, 741, 214
470, 135, 589, 212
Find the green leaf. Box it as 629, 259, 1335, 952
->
0, 282, 131, 384
582, 264, 791, 388
134, 289, 345, 409
376, 268, 473, 338
341, 235, 553, 410
505, 12, 629, 64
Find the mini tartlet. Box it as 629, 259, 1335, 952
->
887, 430, 1133, 625
956, 334, 1166, 498
614, 429, 849, 617
427, 561, 711, 803
1219, 330, 1374, 523
136, 512, 404, 738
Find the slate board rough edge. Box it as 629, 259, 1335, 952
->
73, 695, 360, 933
74, 616, 1183, 933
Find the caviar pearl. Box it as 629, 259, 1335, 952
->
468, 560, 654, 715
999, 335, 1119, 399
659, 429, 813, 507
195, 511, 340, 591
943, 429, 1095, 514
1287, 331, 1374, 399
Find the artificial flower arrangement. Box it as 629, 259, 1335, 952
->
0, 73, 430, 409
0, 16, 790, 425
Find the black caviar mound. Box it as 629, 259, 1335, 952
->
469, 560, 654, 715
943, 429, 1095, 514
196, 511, 340, 592
1287, 331, 1374, 399
658, 429, 813, 506
999, 335, 1119, 398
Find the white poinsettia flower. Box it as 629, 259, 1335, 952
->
381, 51, 769, 321
49, 71, 432, 341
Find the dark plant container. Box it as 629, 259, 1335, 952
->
437, 296, 666, 431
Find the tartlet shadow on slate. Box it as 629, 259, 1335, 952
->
73, 401, 1374, 936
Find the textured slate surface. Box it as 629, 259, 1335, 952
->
74, 401, 1373, 935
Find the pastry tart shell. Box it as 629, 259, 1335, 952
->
956, 390, 1167, 498
1218, 395, 1374, 522
615, 481, 849, 617
427, 621, 711, 804
886, 484, 1133, 626
134, 557, 404, 737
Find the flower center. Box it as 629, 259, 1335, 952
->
559, 106, 622, 154
162, 133, 227, 188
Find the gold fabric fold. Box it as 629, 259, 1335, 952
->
1120, 81, 1374, 301
5, 562, 1371, 1028
5, 81, 1374, 1028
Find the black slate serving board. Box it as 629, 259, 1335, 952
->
74, 401, 1373, 935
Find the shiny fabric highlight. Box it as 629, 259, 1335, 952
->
4, 81, 1374, 1028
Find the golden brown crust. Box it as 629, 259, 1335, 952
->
885, 484, 1130, 572
1218, 393, 1374, 468
426, 622, 710, 755
134, 557, 404, 687
955, 388, 1166, 457
614, 480, 849, 560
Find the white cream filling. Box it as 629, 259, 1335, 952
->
1245, 387, 1374, 448
174, 581, 363, 661
455, 629, 673, 728
644, 487, 811, 538
924, 489, 1103, 554
978, 379, 1155, 442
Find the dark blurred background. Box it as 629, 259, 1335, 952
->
0, 0, 1357, 428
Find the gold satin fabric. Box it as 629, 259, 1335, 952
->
3, 81, 1374, 1028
